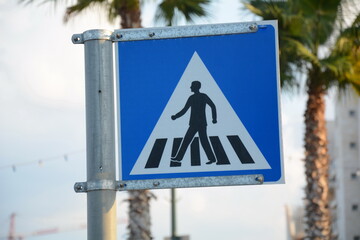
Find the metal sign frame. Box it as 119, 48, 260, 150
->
71, 21, 282, 240
115, 21, 283, 190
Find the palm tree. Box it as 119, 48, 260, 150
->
244, 0, 360, 239
20, 0, 211, 239
63, 0, 211, 28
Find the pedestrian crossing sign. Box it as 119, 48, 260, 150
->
115, 21, 284, 189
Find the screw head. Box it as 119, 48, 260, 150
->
75, 184, 83, 191
149, 32, 155, 37
73, 37, 81, 42
249, 24, 257, 31
255, 176, 264, 183
116, 33, 123, 39
118, 182, 127, 189
153, 181, 160, 187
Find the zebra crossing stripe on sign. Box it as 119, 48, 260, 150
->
130, 52, 271, 175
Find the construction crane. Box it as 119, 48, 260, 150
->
7, 213, 16, 240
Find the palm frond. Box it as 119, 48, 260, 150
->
108, 0, 141, 25
155, 0, 211, 26
19, 0, 58, 5
302, 0, 341, 45
321, 55, 352, 81
326, 15, 360, 91
286, 37, 320, 66
243, 2, 263, 16
332, 60, 360, 92
63, 0, 107, 23
18, 0, 66, 11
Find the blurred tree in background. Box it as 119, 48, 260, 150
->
244, 0, 360, 239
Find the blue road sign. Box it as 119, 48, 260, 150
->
115, 21, 283, 189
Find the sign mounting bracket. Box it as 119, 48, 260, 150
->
113, 22, 258, 42
74, 174, 264, 192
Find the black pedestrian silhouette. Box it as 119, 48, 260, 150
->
171, 81, 217, 165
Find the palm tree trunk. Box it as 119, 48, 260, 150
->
116, 2, 152, 239
127, 190, 154, 240
303, 84, 331, 239
117, 0, 142, 29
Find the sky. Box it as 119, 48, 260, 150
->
0, 0, 335, 239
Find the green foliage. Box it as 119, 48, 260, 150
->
64, 0, 107, 22
243, 0, 360, 93
155, 0, 211, 26
20, 0, 212, 27
244, 2, 360, 239
107, 0, 141, 24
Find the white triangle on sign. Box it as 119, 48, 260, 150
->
130, 52, 271, 175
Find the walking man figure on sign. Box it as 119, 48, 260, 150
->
171, 81, 217, 165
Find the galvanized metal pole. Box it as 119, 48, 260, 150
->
72, 30, 117, 240
171, 188, 177, 240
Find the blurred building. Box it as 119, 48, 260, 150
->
285, 205, 305, 240
328, 89, 360, 240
